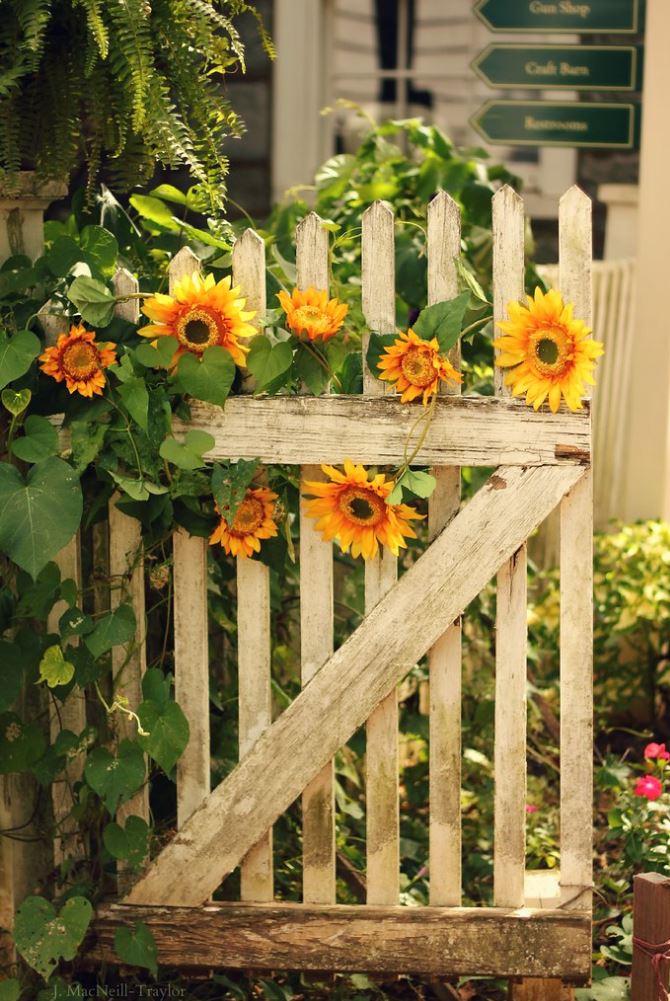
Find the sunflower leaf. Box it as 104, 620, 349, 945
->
116, 378, 149, 432
365, 332, 396, 380
134, 337, 178, 369
413, 292, 470, 354
294, 343, 329, 395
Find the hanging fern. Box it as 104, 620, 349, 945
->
0, 0, 272, 209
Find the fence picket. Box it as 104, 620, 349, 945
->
362, 201, 399, 905
110, 270, 149, 840
296, 213, 336, 903
426, 191, 462, 906
169, 249, 211, 839
233, 229, 274, 902
492, 186, 527, 909
558, 187, 593, 911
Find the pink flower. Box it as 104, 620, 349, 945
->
644, 742, 670, 761
526, 804, 538, 814
634, 775, 664, 801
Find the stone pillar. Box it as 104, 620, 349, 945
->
598, 184, 639, 260
0, 172, 67, 263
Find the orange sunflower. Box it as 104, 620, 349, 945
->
39, 324, 117, 398
278, 287, 348, 342
141, 272, 256, 366
494, 287, 604, 412
377, 328, 462, 404
209, 487, 278, 559
303, 460, 423, 560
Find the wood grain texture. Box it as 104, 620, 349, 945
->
492, 185, 528, 910
90, 901, 591, 981
237, 557, 273, 901
362, 199, 399, 905
233, 224, 274, 902
558, 188, 593, 913
174, 395, 591, 468
427, 191, 462, 906
509, 980, 574, 1000
124, 464, 584, 906
296, 215, 336, 903
631, 872, 670, 1000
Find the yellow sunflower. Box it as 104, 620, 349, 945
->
494, 287, 604, 413
302, 460, 423, 560
209, 487, 278, 559
141, 272, 256, 366
39, 324, 117, 398
377, 328, 462, 404
278, 287, 348, 342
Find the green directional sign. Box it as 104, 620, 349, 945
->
474, 0, 641, 34
471, 100, 639, 149
472, 45, 642, 91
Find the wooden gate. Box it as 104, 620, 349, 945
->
71, 186, 593, 989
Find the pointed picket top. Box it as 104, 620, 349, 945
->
362, 200, 395, 385
296, 212, 329, 291
559, 185, 592, 330
492, 185, 525, 397
112, 266, 140, 323
232, 227, 266, 325
169, 245, 200, 293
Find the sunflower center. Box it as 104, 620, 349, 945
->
339, 487, 386, 526
231, 497, 264, 535
294, 305, 328, 332
176, 307, 222, 353
531, 326, 572, 376
61, 341, 99, 380
400, 346, 435, 388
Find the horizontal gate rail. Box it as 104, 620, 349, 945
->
174, 394, 591, 467
89, 902, 592, 982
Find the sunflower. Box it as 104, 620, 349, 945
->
278, 287, 348, 342
209, 487, 278, 559
377, 328, 462, 404
39, 324, 117, 397
302, 460, 423, 560
494, 287, 604, 413
141, 272, 256, 366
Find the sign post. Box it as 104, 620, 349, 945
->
474, 0, 641, 34
471, 100, 639, 149
472, 44, 641, 91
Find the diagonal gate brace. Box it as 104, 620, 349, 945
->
125, 464, 584, 906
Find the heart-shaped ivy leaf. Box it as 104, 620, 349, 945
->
11, 415, 59, 463
0, 458, 82, 580
84, 739, 145, 813
0, 329, 41, 391
1, 388, 31, 416
85, 603, 136, 659
38, 646, 75, 688
174, 346, 235, 407
137, 698, 189, 775
159, 430, 215, 471
412, 292, 470, 354
114, 921, 158, 978
103, 815, 149, 869
0, 712, 47, 773
67, 276, 115, 327
14, 895, 92, 981
246, 336, 293, 392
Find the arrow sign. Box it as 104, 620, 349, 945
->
471, 100, 639, 149
472, 45, 642, 91
474, 0, 641, 34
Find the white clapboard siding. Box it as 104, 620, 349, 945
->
233, 229, 274, 902
296, 213, 336, 904
110, 270, 149, 835
492, 186, 527, 909
558, 188, 593, 912
426, 191, 462, 906
169, 249, 211, 838
361, 201, 399, 906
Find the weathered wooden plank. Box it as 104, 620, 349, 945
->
174, 395, 591, 468
109, 499, 149, 829
124, 464, 584, 906
296, 214, 336, 904
492, 186, 527, 910
90, 902, 592, 982
631, 872, 670, 1001
233, 227, 274, 902
558, 187, 593, 913
362, 200, 399, 906
169, 248, 211, 839
49, 535, 86, 866
427, 190, 462, 907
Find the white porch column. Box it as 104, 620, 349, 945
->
623, 0, 670, 520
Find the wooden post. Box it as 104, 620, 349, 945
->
632, 872, 670, 1001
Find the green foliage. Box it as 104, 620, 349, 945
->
84, 739, 145, 813
38, 644, 74, 687
0, 329, 40, 389
14, 895, 92, 981
0, 0, 273, 208
103, 815, 149, 870
114, 921, 158, 978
